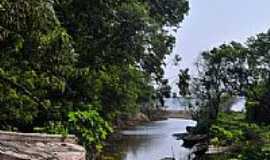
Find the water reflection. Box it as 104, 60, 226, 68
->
108, 118, 196, 160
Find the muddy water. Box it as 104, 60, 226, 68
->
106, 118, 196, 160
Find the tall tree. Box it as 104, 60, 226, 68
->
0, 0, 77, 131
191, 42, 248, 123
0, 0, 189, 154
178, 68, 191, 97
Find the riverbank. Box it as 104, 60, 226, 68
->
102, 118, 196, 160
112, 108, 192, 130
104, 110, 167, 144
100, 107, 194, 160
173, 111, 270, 159
100, 111, 159, 159
170, 97, 246, 159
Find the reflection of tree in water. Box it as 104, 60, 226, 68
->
103, 119, 196, 160
118, 124, 194, 159
121, 135, 158, 159
102, 135, 157, 160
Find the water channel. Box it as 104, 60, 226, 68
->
105, 98, 196, 160
104, 97, 245, 160
114, 118, 196, 160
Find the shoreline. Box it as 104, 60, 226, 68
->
102, 115, 196, 160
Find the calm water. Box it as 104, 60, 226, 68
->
107, 118, 196, 160
164, 98, 192, 111
105, 97, 244, 160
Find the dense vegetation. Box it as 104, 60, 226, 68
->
0, 0, 189, 157
179, 30, 270, 159
207, 112, 270, 160
179, 30, 270, 129
3, 0, 270, 159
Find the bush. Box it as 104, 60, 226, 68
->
34, 121, 68, 137
246, 101, 259, 122
239, 144, 270, 160
210, 125, 234, 145
68, 110, 113, 152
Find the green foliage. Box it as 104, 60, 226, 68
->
210, 113, 246, 145
190, 31, 270, 127
156, 79, 171, 107
211, 125, 234, 143
0, 0, 189, 154
246, 101, 259, 122
189, 42, 248, 124
209, 112, 270, 160
229, 143, 270, 160
68, 110, 113, 151
201, 30, 270, 124
54, 0, 189, 80
0, 0, 76, 131
34, 121, 68, 137
178, 68, 190, 97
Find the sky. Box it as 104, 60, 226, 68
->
165, 0, 270, 92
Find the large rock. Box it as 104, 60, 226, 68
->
160, 158, 175, 160
192, 143, 208, 156
186, 126, 195, 133
172, 133, 188, 140
0, 130, 85, 160
182, 134, 208, 148
131, 113, 150, 122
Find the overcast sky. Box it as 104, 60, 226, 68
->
165, 0, 270, 92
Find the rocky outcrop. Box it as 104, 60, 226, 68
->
186, 126, 195, 133
172, 133, 189, 140
160, 157, 175, 160
191, 143, 208, 156
205, 144, 241, 155
127, 112, 150, 125
0, 130, 85, 160
182, 134, 208, 148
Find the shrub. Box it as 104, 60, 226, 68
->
68, 110, 113, 152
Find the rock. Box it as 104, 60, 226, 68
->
182, 134, 208, 148
125, 113, 150, 127
186, 126, 195, 133
172, 133, 188, 140
192, 143, 208, 156
131, 113, 150, 122
206, 144, 241, 155
160, 157, 175, 160
0, 130, 86, 160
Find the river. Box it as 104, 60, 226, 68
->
103, 97, 245, 160
114, 118, 196, 160
104, 98, 196, 160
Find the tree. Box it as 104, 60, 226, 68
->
178, 68, 191, 97
0, 0, 77, 131
1, 0, 189, 155
190, 31, 270, 126
244, 30, 270, 123
191, 42, 248, 124
54, 0, 189, 80
157, 79, 171, 107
